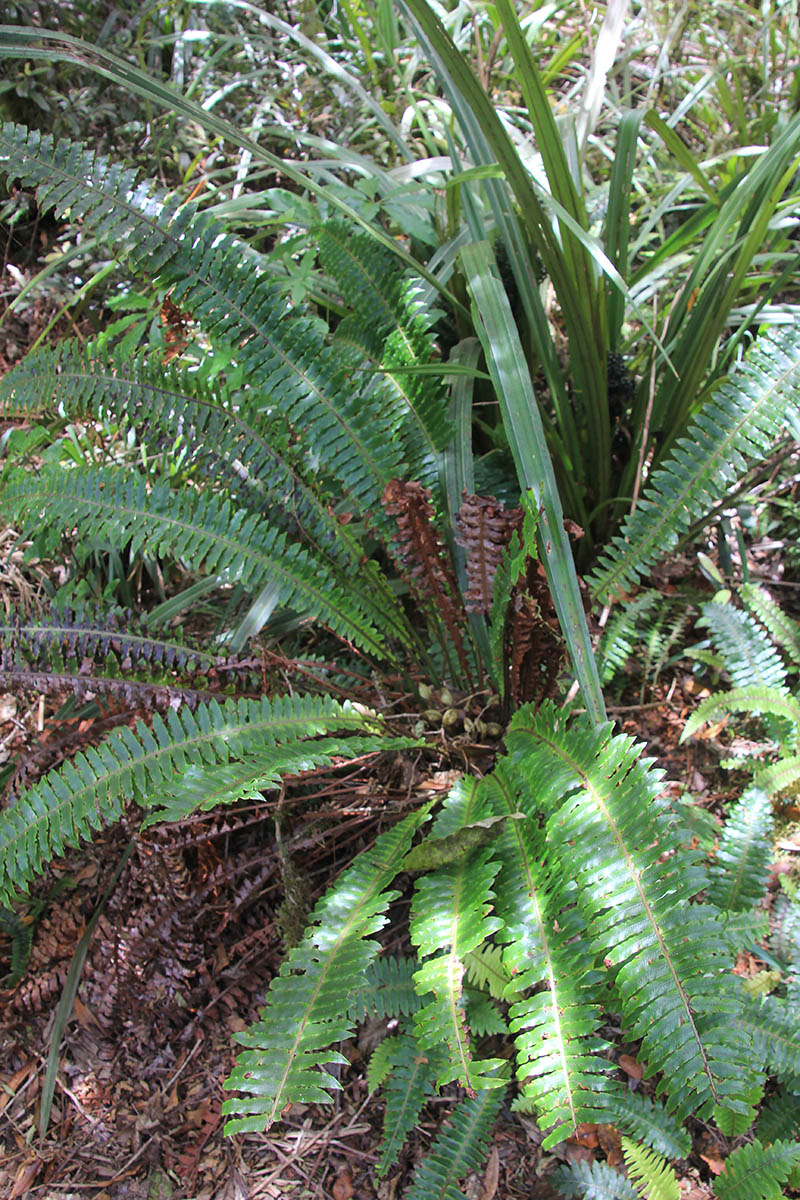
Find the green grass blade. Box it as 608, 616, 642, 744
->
460, 242, 605, 722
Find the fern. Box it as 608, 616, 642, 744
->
681, 686, 800, 745
316, 220, 452, 484
0, 599, 250, 710
222, 805, 430, 1132
347, 955, 422, 1022
505, 702, 759, 1121
597, 591, 662, 686
621, 1137, 680, 1200
756, 1092, 800, 1143
3, 465, 389, 660
143, 734, 416, 826
0, 342, 372, 570
699, 601, 788, 691
409, 778, 507, 1093
0, 694, 392, 903
552, 1159, 638, 1200
0, 123, 408, 521
404, 1082, 505, 1200
485, 757, 613, 1147
713, 1138, 800, 1200
740, 582, 800, 668
708, 789, 774, 913
370, 1031, 443, 1175
737, 995, 800, 1080
590, 325, 800, 601
601, 1091, 691, 1161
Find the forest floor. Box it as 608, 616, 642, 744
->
0, 298, 798, 1200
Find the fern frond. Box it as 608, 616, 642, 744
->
699, 602, 788, 692
463, 944, 514, 1001
2, 465, 388, 659
713, 1138, 800, 1200
753, 754, 800, 799
596, 591, 662, 686
771, 893, 800, 967
410, 777, 506, 1092
143, 735, 415, 826
457, 493, 522, 615
222, 805, 430, 1132
382, 477, 473, 683
551, 1158, 638, 1200
601, 1090, 691, 1160
740, 582, 800, 668
487, 495, 540, 700
0, 123, 405, 519
621, 1137, 680, 1200
484, 758, 613, 1147
506, 702, 759, 1120
738, 995, 800, 1079
590, 326, 800, 601
722, 909, 770, 952
0, 601, 249, 709
0, 694, 382, 902
0, 343, 347, 557
756, 1092, 800, 1143
317, 220, 452, 484
372, 1031, 442, 1175
681, 686, 800, 744
708, 789, 774, 912
404, 1083, 505, 1200
347, 955, 422, 1022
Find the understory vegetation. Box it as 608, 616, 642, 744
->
1, 0, 800, 1195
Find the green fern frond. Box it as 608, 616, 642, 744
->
0, 123, 406, 520
0, 342, 360, 565
463, 944, 515, 1002
597, 591, 662, 686
621, 1137, 680, 1200
371, 1031, 442, 1175
347, 955, 422, 1022
699, 602, 788, 692
754, 754, 800, 799
713, 1138, 800, 1200
590, 326, 800, 601
601, 1090, 691, 1160
714, 1082, 763, 1136
484, 758, 613, 1147
771, 893, 800, 967
143, 735, 416, 826
404, 1083, 505, 1200
0, 694, 382, 903
740, 582, 800, 668
722, 909, 770, 953
222, 805, 430, 1132
738, 995, 800, 1079
317, 220, 452, 483
551, 1159, 638, 1200
708, 789, 774, 913
681, 686, 800, 744
409, 778, 506, 1092
506, 702, 759, 1120
756, 1092, 800, 1143
2, 465, 388, 659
